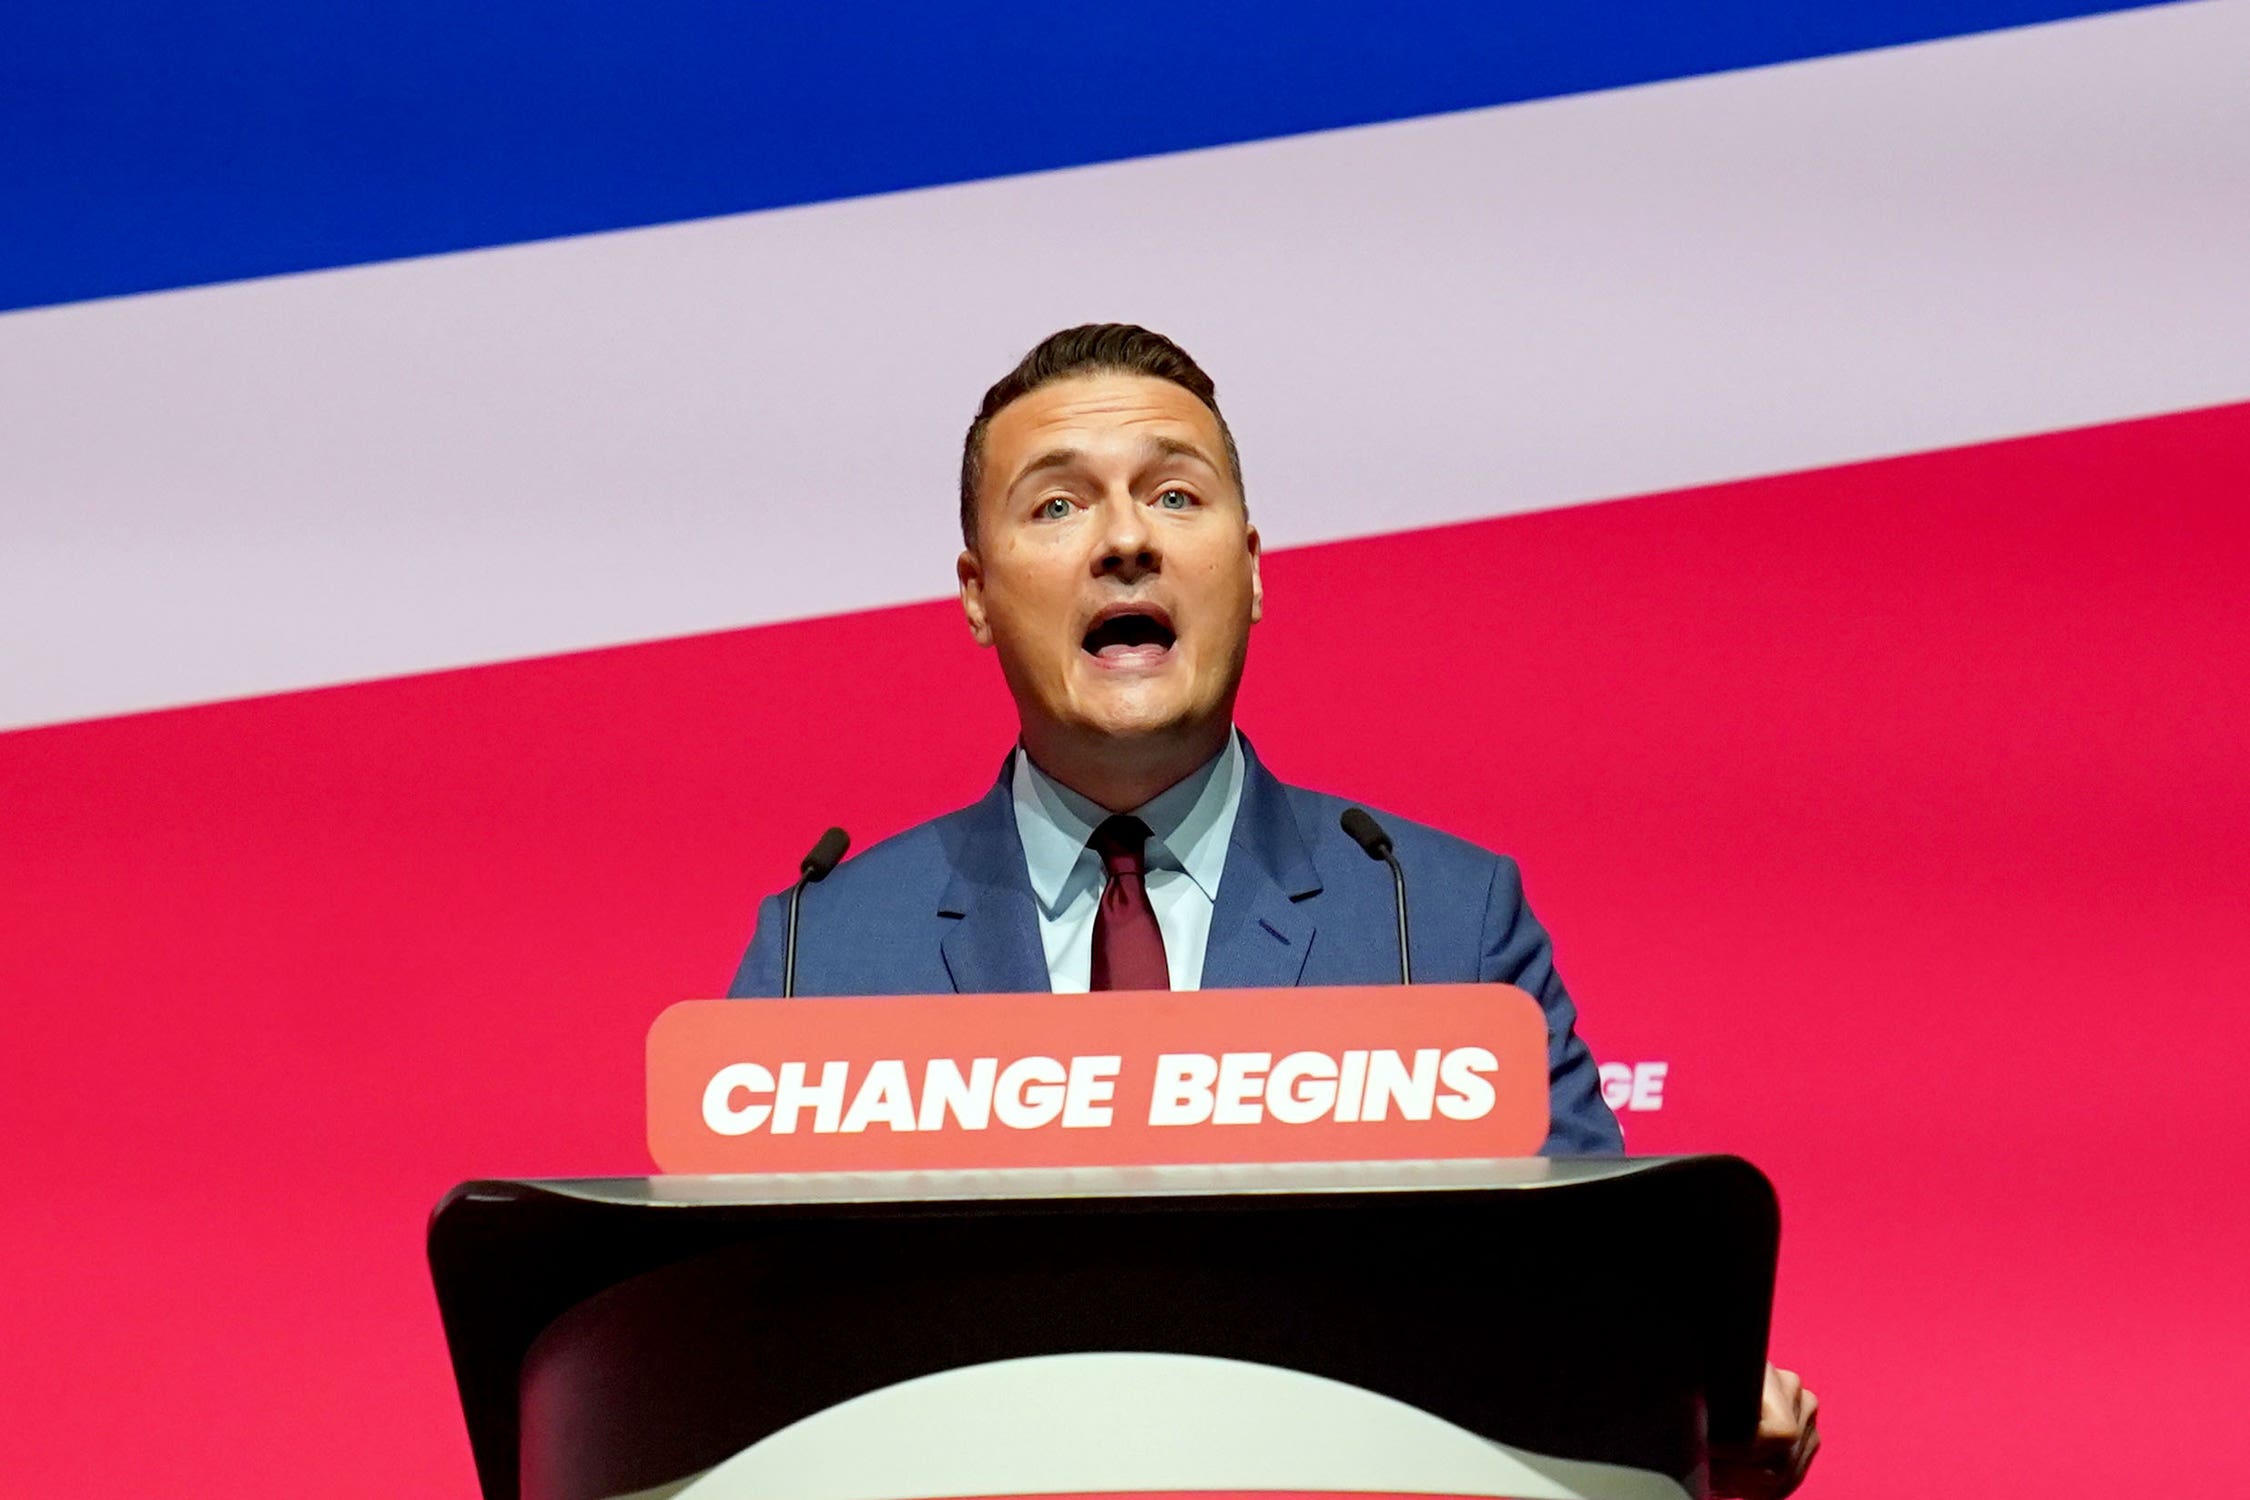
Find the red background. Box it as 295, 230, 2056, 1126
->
6, 403, 2249, 1494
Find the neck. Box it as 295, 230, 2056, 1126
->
1020, 718, 1232, 814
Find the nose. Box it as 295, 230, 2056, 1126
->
1092, 491, 1158, 581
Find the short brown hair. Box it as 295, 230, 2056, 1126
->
959, 323, 1244, 548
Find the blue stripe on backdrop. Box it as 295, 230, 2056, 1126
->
2, 0, 2173, 314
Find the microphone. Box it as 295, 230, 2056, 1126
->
782, 826, 851, 998
1340, 807, 1412, 985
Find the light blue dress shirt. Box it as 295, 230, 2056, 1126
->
1010, 730, 1246, 992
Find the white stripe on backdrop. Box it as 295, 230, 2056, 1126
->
3, 0, 2247, 732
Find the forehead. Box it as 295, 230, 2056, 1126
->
982, 371, 1227, 490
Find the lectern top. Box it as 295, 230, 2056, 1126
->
516, 1153, 1652, 1210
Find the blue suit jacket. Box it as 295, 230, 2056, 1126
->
730, 741, 1623, 1155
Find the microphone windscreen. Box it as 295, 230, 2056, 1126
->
800, 826, 852, 882
1339, 807, 1394, 861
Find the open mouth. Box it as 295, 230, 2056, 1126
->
1082, 605, 1177, 661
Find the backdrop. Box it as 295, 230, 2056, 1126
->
5, 3, 2248, 1496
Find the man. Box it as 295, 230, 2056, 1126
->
731, 324, 1818, 1494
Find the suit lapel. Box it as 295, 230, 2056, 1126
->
936, 741, 1323, 993
936, 759, 1051, 995
1198, 740, 1322, 989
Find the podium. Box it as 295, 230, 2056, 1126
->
428, 1153, 1777, 1500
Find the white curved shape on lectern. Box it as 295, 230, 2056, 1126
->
659, 1351, 1688, 1500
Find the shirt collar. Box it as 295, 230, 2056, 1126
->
1011, 729, 1245, 917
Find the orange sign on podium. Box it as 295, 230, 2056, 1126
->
647, 984, 1549, 1173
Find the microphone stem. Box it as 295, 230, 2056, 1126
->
782, 876, 811, 999
1384, 851, 1412, 985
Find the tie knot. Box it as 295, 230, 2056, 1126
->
1090, 814, 1152, 878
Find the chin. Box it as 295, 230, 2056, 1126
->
1071, 699, 1212, 746
1072, 710, 1177, 742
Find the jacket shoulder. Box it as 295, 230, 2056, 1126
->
1270, 776, 1516, 884
775, 793, 996, 913
728, 787, 1007, 998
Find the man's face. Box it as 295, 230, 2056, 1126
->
959, 371, 1262, 763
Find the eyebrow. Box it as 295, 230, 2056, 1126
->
1007, 435, 1223, 494
1144, 435, 1222, 473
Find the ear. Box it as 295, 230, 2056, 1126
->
957, 548, 993, 647
1246, 523, 1264, 625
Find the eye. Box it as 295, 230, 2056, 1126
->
1155, 487, 1197, 510
1035, 496, 1075, 521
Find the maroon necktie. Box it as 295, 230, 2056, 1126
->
1088, 814, 1171, 991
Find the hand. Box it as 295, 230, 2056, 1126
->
1710, 1362, 1820, 1498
